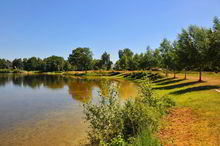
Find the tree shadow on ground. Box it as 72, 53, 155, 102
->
158, 79, 185, 86
152, 78, 173, 84
153, 81, 200, 90
170, 85, 219, 95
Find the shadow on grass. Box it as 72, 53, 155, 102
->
170, 85, 219, 95
153, 81, 199, 90
158, 79, 185, 86
152, 78, 173, 84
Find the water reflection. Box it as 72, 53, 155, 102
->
0, 74, 138, 146
0, 74, 138, 101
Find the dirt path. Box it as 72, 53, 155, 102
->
159, 107, 220, 146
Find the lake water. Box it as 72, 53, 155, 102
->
0, 74, 138, 146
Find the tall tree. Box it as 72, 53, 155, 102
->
169, 41, 181, 78
159, 38, 173, 77
152, 48, 162, 68
100, 52, 113, 70
140, 46, 158, 70
210, 16, 220, 72
117, 48, 133, 70
68, 47, 93, 71
177, 25, 211, 81
119, 48, 133, 59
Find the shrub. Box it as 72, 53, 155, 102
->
83, 80, 174, 145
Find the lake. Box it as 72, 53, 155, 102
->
0, 74, 138, 146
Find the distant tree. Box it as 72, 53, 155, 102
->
24, 57, 43, 71
68, 47, 93, 71
43, 56, 65, 72
0, 59, 12, 69
64, 61, 72, 71
12, 58, 23, 69
132, 54, 141, 70
159, 40, 180, 78
169, 41, 181, 78
139, 46, 158, 70
100, 52, 113, 70
92, 59, 102, 70
119, 48, 133, 59
159, 38, 173, 77
119, 56, 129, 70
153, 48, 163, 68
117, 48, 133, 70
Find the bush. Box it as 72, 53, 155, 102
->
83, 80, 174, 145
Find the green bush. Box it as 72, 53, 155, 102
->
83, 80, 174, 145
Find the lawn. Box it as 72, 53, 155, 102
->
153, 72, 220, 145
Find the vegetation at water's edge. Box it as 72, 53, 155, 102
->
0, 69, 26, 73
82, 77, 175, 145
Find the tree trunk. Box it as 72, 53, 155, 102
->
184, 72, 187, 80
173, 71, 176, 78
165, 68, 168, 77
199, 68, 202, 82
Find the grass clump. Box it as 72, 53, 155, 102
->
83, 79, 175, 146
0, 69, 25, 73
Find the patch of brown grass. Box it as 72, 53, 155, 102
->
159, 107, 220, 146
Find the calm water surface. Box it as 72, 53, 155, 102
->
0, 74, 138, 146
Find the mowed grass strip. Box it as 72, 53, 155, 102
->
153, 73, 220, 145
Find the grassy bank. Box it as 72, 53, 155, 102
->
77, 71, 220, 145
0, 69, 40, 74
153, 73, 220, 145
0, 69, 26, 73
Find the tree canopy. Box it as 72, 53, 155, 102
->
68, 47, 93, 71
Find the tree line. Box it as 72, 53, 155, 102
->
0, 49, 113, 72
0, 17, 219, 81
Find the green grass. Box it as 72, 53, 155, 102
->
132, 129, 161, 146
0, 69, 26, 73
152, 74, 220, 145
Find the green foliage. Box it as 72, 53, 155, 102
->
83, 80, 175, 145
24, 57, 43, 71
68, 47, 93, 71
131, 129, 161, 146
100, 52, 113, 70
0, 59, 12, 69
43, 56, 65, 72
139, 46, 159, 70
92, 52, 113, 70
12, 58, 23, 69
114, 47, 163, 71
115, 48, 134, 70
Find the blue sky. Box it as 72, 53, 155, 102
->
0, 0, 219, 62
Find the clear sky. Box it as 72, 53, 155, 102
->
0, 0, 219, 62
